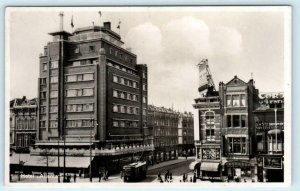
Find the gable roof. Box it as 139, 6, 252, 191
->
226, 75, 247, 86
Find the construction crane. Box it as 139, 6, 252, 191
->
197, 59, 217, 96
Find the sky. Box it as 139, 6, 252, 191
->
7, 7, 289, 118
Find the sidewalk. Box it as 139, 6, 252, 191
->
148, 157, 194, 171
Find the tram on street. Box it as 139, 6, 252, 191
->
123, 161, 147, 182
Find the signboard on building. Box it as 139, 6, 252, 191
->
202, 148, 220, 160
256, 122, 284, 130
263, 156, 282, 169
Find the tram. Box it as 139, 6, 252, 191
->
123, 161, 147, 182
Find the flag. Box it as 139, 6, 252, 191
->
117, 20, 121, 29
99, 11, 102, 17
71, 15, 74, 28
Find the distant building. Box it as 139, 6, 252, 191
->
147, 105, 179, 163
178, 112, 194, 157
254, 92, 284, 182
10, 96, 38, 151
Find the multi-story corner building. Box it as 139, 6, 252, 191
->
147, 105, 179, 163
192, 92, 222, 179
178, 112, 194, 157
193, 75, 261, 181
254, 92, 284, 182
10, 97, 38, 151
219, 76, 259, 181
29, 20, 153, 175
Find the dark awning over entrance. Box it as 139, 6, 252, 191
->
189, 161, 200, 170
200, 162, 219, 172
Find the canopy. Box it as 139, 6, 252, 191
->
268, 129, 283, 135
200, 162, 220, 172
25, 155, 92, 168
189, 161, 200, 170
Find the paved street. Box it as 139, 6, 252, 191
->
11, 158, 198, 183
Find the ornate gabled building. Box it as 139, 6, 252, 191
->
10, 97, 38, 151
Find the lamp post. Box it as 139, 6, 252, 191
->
274, 106, 278, 151
89, 118, 97, 183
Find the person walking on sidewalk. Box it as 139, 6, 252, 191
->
73, 174, 77, 183
99, 172, 103, 182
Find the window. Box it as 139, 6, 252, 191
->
40, 121, 46, 128
83, 88, 93, 96
110, 48, 113, 55
113, 90, 118, 97
73, 61, 81, 66
77, 104, 83, 112
80, 60, 87, 65
120, 106, 126, 113
66, 89, 76, 97
226, 95, 232, 106
50, 90, 58, 98
113, 76, 118, 83
66, 75, 77, 82
40, 78, 46, 85
143, 72, 147, 79
77, 74, 83, 81
50, 105, 58, 113
40, 106, 46, 114
143, 84, 147, 91
113, 105, 118, 112
241, 115, 246, 127
143, 96, 147, 104
143, 109, 147, 116
89, 46, 95, 52
50, 61, 58, 69
241, 94, 246, 106
83, 103, 93, 111
257, 135, 264, 151
133, 82, 137, 88
40, 92, 46, 99
50, 76, 58, 83
113, 121, 118, 127
50, 121, 58, 128
233, 115, 240, 127
227, 115, 232, 127
42, 63, 47, 71
124, 55, 128, 62
232, 95, 240, 106
119, 121, 125, 127
228, 137, 246, 154
75, 47, 80, 54
115, 50, 118, 57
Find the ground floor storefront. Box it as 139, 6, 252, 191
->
153, 146, 178, 163
257, 155, 284, 182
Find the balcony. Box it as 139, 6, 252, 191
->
193, 96, 220, 109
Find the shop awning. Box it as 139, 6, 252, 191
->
200, 162, 220, 172
189, 161, 200, 170
268, 129, 283, 135
10, 153, 31, 165
25, 155, 92, 168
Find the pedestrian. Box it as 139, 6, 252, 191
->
157, 172, 161, 181
185, 173, 188, 182
99, 172, 103, 182
193, 173, 196, 183
180, 180, 182, 183
183, 173, 186, 182
79, 170, 82, 177
73, 174, 77, 183
170, 172, 173, 181
190, 177, 193, 182
105, 170, 109, 181
165, 172, 168, 182
120, 170, 123, 179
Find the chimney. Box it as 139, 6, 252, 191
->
103, 22, 111, 30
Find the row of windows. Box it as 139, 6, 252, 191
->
66, 119, 93, 128
113, 75, 138, 89
109, 48, 134, 64
107, 62, 138, 75
15, 118, 36, 130
74, 45, 96, 54
226, 94, 246, 107
66, 103, 94, 112
42, 61, 59, 71
66, 88, 94, 97
113, 89, 138, 102
112, 104, 139, 115
70, 58, 99, 67
112, 119, 138, 128
227, 115, 247, 128
65, 73, 94, 82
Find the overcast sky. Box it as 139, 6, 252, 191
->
7, 7, 289, 114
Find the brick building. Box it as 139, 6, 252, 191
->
254, 92, 284, 182
178, 112, 195, 157
28, 20, 153, 175
10, 97, 38, 152
147, 105, 179, 163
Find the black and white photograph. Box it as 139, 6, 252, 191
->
5, 6, 291, 186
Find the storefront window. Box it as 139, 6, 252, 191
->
228, 137, 246, 154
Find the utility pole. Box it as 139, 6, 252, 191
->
275, 105, 278, 151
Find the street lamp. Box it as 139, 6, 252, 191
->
89, 118, 97, 182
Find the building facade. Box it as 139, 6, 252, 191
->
31, 21, 153, 175
178, 112, 195, 157
254, 92, 284, 182
10, 97, 38, 151
147, 105, 179, 163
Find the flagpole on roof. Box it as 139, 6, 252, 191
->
98, 11, 102, 27
71, 12, 74, 33
117, 19, 121, 35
